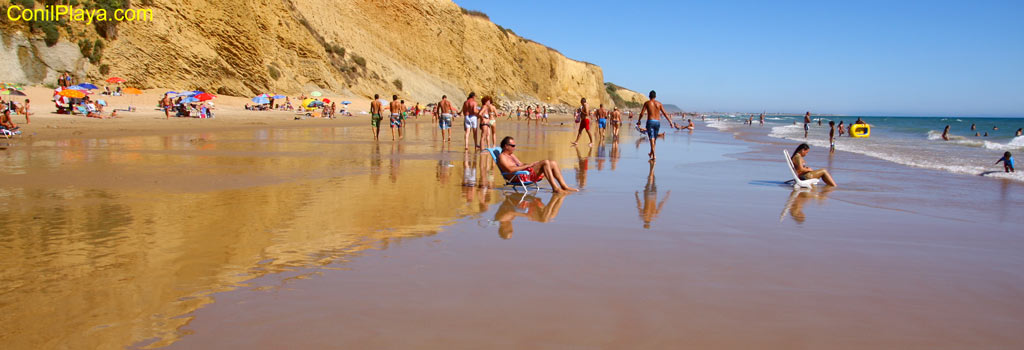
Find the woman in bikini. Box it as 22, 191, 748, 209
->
479, 96, 498, 148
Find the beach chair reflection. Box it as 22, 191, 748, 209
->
493, 192, 567, 239
485, 147, 540, 193
779, 187, 833, 224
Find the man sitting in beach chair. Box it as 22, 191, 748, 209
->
494, 136, 579, 193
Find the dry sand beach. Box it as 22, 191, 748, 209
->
2, 110, 1023, 349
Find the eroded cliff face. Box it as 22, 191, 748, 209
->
1, 0, 612, 106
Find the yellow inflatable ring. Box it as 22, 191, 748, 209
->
850, 124, 870, 138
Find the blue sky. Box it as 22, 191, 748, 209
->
453, 0, 1024, 116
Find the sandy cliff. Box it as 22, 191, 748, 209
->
1, 0, 612, 106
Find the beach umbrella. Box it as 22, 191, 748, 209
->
105, 77, 126, 84
165, 91, 178, 95
77, 83, 99, 90
1, 89, 27, 96
310, 91, 322, 97
194, 93, 215, 101
301, 98, 324, 110
252, 96, 270, 104
123, 87, 142, 95
68, 85, 89, 91
322, 98, 331, 104
59, 89, 86, 98
181, 97, 200, 104
342, 101, 351, 105
273, 95, 286, 99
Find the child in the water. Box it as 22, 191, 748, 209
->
995, 151, 1015, 173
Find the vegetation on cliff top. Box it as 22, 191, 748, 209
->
605, 83, 642, 109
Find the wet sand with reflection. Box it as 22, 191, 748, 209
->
4, 118, 1024, 349
0, 120, 578, 349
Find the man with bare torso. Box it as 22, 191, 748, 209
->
571, 98, 594, 146
437, 95, 456, 142
370, 94, 383, 140
461, 92, 480, 149
388, 95, 403, 141
803, 111, 811, 138
596, 104, 609, 140
497, 136, 578, 193
162, 93, 172, 119
636, 90, 671, 160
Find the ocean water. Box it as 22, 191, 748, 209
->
704, 115, 1024, 182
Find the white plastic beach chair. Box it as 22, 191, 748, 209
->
784, 150, 820, 189
1, 128, 20, 139
486, 147, 540, 193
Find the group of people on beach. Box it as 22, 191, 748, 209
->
368, 94, 423, 142
161, 93, 214, 119
0, 96, 30, 131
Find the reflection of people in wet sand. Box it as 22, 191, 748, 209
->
494, 192, 567, 239
635, 161, 670, 229
610, 138, 621, 171
780, 187, 833, 223
496, 136, 578, 193
575, 145, 591, 188
462, 150, 478, 187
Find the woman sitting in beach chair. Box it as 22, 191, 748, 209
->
1, 110, 20, 134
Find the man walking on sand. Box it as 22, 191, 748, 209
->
438, 95, 456, 142
370, 94, 383, 141
389, 95, 403, 141
596, 104, 609, 141
461, 92, 480, 149
162, 93, 172, 119
637, 90, 671, 161
571, 98, 594, 146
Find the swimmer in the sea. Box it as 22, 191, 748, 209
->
941, 125, 950, 141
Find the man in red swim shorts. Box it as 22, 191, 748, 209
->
497, 136, 579, 193
571, 97, 594, 146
